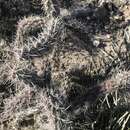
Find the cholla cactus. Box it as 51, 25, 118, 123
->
0, 81, 56, 130
0, 0, 43, 40
91, 69, 130, 130
14, 15, 56, 61
1, 1, 130, 130
13, 0, 130, 105
15, 16, 47, 46
41, 0, 60, 17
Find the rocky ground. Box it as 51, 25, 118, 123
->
1, 0, 130, 130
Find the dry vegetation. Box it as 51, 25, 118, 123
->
1, 0, 130, 130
